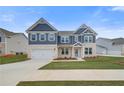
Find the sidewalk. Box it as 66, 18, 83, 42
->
23, 70, 124, 81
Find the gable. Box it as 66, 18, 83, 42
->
73, 42, 82, 46
30, 24, 56, 31
84, 29, 93, 33
26, 18, 57, 32
74, 28, 87, 34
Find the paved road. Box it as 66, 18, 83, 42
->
24, 70, 124, 81
0, 59, 50, 86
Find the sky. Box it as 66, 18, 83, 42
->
0, 6, 124, 38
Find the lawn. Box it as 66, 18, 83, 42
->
17, 80, 124, 86
39, 56, 124, 69
0, 54, 29, 64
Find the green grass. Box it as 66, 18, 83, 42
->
17, 81, 124, 86
39, 56, 124, 69
0, 54, 29, 64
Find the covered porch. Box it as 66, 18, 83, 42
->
58, 43, 84, 59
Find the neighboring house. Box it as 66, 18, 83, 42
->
0, 28, 28, 56
96, 37, 124, 56
26, 18, 97, 60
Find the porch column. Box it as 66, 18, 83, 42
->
72, 47, 75, 58
82, 46, 85, 58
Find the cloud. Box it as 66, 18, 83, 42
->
94, 26, 124, 38
111, 6, 124, 11
0, 14, 15, 23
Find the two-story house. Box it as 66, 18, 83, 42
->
0, 28, 28, 56
27, 18, 97, 60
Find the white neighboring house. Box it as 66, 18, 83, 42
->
0, 28, 28, 56
96, 37, 124, 56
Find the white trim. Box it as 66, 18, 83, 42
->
83, 28, 97, 35
48, 33, 55, 41
30, 33, 37, 41
39, 33, 46, 41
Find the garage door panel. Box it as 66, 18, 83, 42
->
31, 49, 55, 59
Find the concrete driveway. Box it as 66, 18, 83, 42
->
0, 59, 50, 86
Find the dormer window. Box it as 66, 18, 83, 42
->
61, 36, 69, 43
48, 34, 55, 41
31, 34, 37, 41
40, 34, 46, 41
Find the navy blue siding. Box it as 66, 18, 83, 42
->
29, 33, 96, 45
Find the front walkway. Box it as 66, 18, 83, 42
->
0, 59, 50, 86
23, 70, 124, 81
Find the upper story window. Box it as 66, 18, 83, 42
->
39, 34, 46, 41
61, 36, 69, 43
48, 34, 55, 41
0, 37, 1, 42
84, 36, 93, 43
75, 36, 78, 42
31, 34, 37, 41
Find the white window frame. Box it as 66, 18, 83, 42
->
84, 36, 89, 43
84, 36, 93, 43
30, 34, 37, 41
39, 34, 46, 41
61, 48, 69, 55
61, 36, 69, 43
75, 36, 78, 42
85, 48, 92, 55
48, 33, 55, 41
89, 36, 93, 43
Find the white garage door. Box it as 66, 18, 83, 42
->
31, 49, 55, 59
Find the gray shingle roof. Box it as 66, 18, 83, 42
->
0, 28, 16, 36
112, 38, 124, 45
58, 31, 75, 35
30, 24, 56, 31
74, 28, 87, 34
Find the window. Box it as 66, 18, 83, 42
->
85, 48, 88, 55
40, 34, 46, 41
0, 37, 1, 42
0, 50, 2, 54
89, 48, 92, 54
61, 36, 69, 43
31, 34, 37, 41
65, 48, 69, 55
85, 48, 92, 55
61, 48, 64, 55
84, 36, 88, 43
89, 36, 93, 43
49, 34, 55, 41
75, 36, 78, 42
61, 48, 69, 55
84, 36, 93, 43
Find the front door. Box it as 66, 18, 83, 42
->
75, 48, 81, 58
